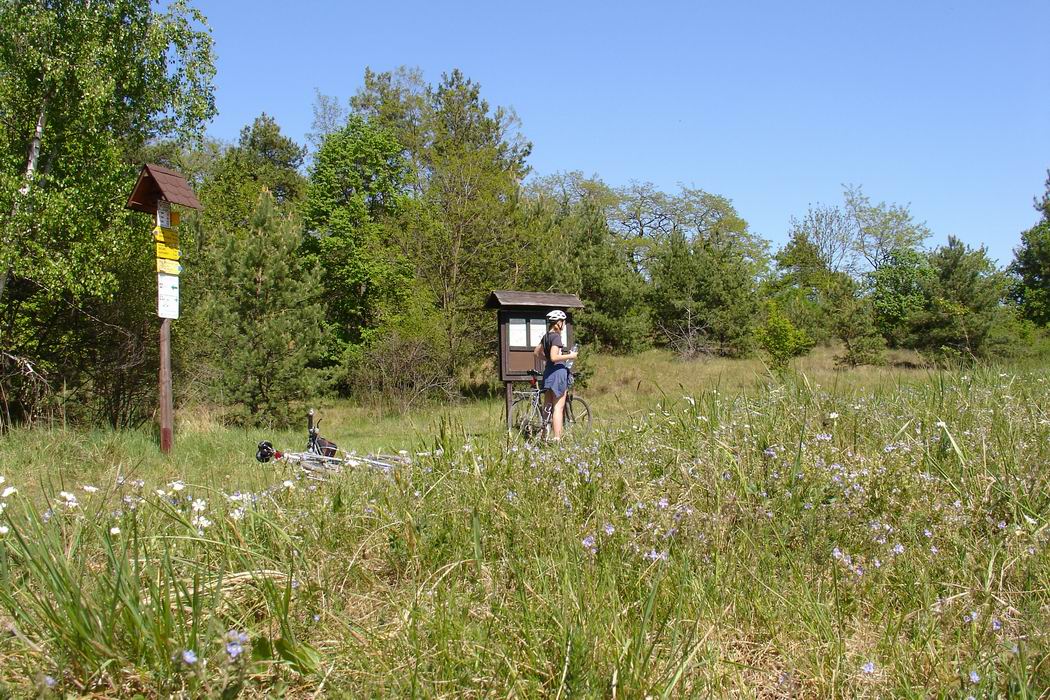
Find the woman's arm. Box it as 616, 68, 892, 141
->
549, 345, 577, 363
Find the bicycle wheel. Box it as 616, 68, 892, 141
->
511, 397, 542, 440
564, 396, 592, 433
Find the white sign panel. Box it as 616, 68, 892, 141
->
528, 318, 547, 347
157, 273, 179, 319
156, 200, 171, 228
508, 317, 527, 347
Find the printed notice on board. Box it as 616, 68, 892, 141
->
157, 273, 179, 319
529, 319, 547, 347
508, 318, 527, 347
157, 200, 171, 228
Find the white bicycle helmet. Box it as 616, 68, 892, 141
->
546, 309, 567, 322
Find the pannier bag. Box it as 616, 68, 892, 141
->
315, 437, 338, 457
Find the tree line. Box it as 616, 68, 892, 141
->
2, 1, 1049, 428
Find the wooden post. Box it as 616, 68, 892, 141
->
505, 381, 514, 432
126, 165, 199, 455
159, 318, 173, 453
156, 201, 176, 455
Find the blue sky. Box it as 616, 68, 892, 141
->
195, 0, 1049, 266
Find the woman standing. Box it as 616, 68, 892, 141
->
534, 309, 578, 440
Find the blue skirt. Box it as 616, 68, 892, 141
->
542, 365, 569, 398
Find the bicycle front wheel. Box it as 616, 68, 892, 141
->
511, 397, 541, 440
565, 396, 591, 433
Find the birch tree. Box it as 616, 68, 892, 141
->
0, 0, 215, 426
0, 0, 216, 307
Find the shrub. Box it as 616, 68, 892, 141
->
755, 303, 813, 371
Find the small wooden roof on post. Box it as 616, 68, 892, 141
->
126, 163, 201, 213
484, 290, 584, 310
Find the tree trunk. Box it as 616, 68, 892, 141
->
0, 98, 48, 308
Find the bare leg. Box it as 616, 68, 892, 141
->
552, 391, 568, 440
543, 390, 554, 436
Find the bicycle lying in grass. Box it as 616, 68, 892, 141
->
255, 409, 407, 479
511, 369, 591, 442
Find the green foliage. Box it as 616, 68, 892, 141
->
649, 230, 760, 358
195, 195, 328, 425
769, 231, 841, 345
1011, 221, 1050, 325
302, 114, 408, 361
870, 248, 934, 347
0, 0, 215, 426
908, 237, 1010, 360
604, 185, 765, 358
773, 188, 931, 347
1010, 172, 1050, 325
352, 68, 534, 377
196, 113, 306, 244
755, 302, 813, 371
523, 175, 650, 353
827, 278, 885, 367
0, 0, 216, 301
844, 184, 930, 270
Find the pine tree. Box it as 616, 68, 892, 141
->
909, 237, 1009, 359
199, 195, 328, 425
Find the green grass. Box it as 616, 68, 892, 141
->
0, 352, 1047, 697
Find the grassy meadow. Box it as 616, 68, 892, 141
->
0, 350, 1047, 697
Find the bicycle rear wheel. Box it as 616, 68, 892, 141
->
565, 396, 591, 433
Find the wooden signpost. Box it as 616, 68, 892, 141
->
126, 164, 201, 453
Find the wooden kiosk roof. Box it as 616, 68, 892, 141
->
126, 163, 201, 213
485, 291, 584, 310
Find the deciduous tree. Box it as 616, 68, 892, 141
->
1010, 171, 1050, 325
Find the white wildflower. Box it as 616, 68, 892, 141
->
1, 486, 16, 498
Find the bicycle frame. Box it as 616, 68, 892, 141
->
512, 370, 586, 441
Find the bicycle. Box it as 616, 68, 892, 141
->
511, 369, 591, 442
255, 409, 408, 480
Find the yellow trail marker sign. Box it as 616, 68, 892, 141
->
156, 258, 183, 275
156, 240, 180, 260
153, 225, 179, 245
